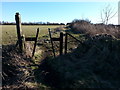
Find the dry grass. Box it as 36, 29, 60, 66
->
2, 44, 49, 89
69, 20, 120, 39
2, 44, 33, 87
35, 37, 120, 88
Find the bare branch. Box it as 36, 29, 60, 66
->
109, 11, 117, 20
100, 4, 117, 25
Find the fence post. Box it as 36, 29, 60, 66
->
48, 28, 56, 57
65, 33, 68, 54
15, 12, 23, 52
32, 28, 39, 57
60, 32, 63, 55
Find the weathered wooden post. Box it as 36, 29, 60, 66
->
60, 32, 63, 55
65, 33, 68, 54
15, 12, 23, 52
48, 28, 56, 57
32, 28, 39, 57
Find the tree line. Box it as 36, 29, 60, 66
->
0, 21, 65, 25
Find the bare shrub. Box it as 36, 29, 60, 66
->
70, 19, 120, 39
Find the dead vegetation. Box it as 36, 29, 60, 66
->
2, 21, 120, 89
35, 36, 120, 88
2, 44, 37, 89
2, 41, 53, 89
69, 19, 120, 39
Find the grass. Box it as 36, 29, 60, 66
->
35, 38, 120, 88
2, 24, 87, 89
3, 23, 120, 88
1, 25, 64, 45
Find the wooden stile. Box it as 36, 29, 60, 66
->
15, 12, 39, 57
15, 13, 84, 58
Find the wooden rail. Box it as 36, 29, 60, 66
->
66, 33, 83, 45
64, 32, 84, 54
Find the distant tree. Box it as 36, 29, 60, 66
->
71, 19, 91, 24
101, 4, 117, 25
60, 23, 65, 25
66, 23, 71, 25
2, 21, 5, 24
72, 19, 81, 23
47, 22, 50, 24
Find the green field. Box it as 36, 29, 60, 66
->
1, 25, 64, 45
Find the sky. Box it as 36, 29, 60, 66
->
1, 1, 119, 25
118, 1, 120, 25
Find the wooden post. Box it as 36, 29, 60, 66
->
32, 28, 39, 57
48, 28, 56, 57
15, 12, 23, 52
65, 33, 68, 54
60, 32, 63, 55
